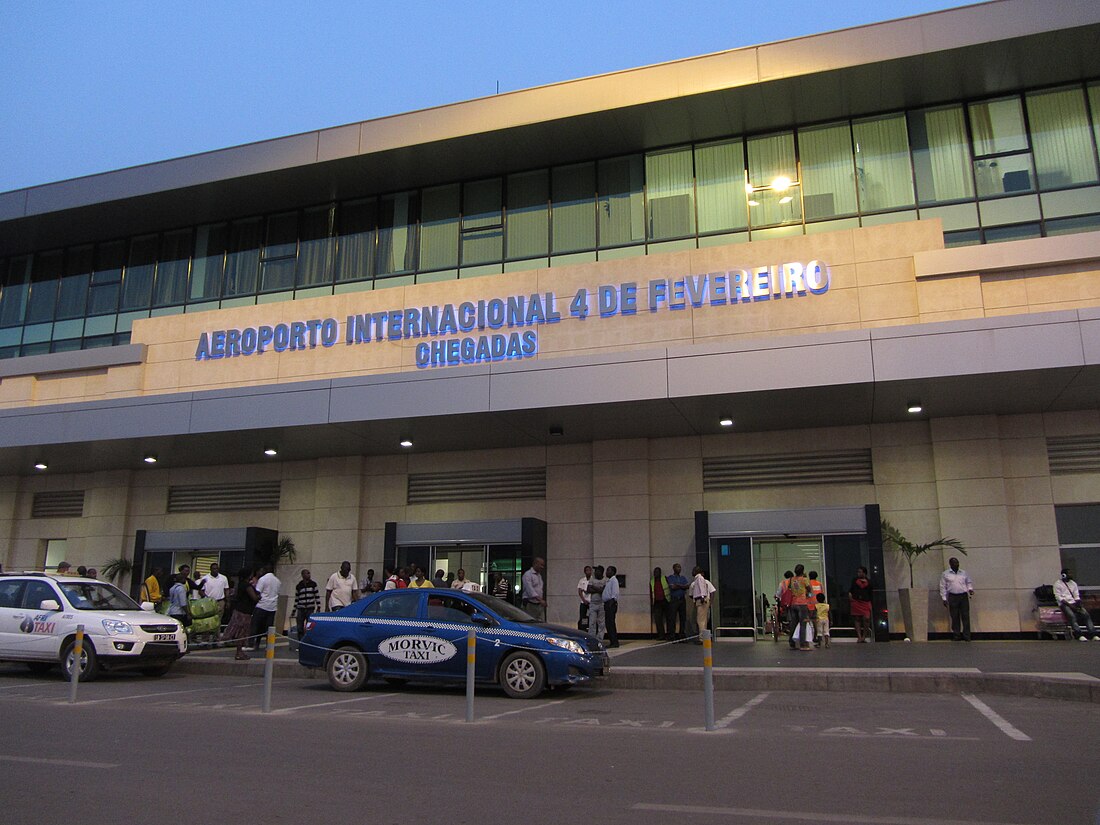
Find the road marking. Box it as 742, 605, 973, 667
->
270, 692, 396, 714
0, 682, 52, 691
70, 684, 252, 706
479, 699, 566, 721
0, 754, 118, 769
634, 802, 1057, 824
716, 692, 769, 729
961, 694, 1030, 741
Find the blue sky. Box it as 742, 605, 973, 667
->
0, 0, 968, 193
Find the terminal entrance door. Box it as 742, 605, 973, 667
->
752, 537, 825, 638
394, 543, 523, 605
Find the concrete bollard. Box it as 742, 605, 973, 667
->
262, 626, 276, 713
465, 628, 476, 723
69, 624, 84, 704
702, 628, 715, 731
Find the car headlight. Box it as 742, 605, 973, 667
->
546, 637, 586, 655
102, 619, 134, 635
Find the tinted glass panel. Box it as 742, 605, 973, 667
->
190, 223, 226, 301
27, 250, 62, 323
376, 192, 418, 276
598, 155, 644, 247
695, 140, 747, 233
420, 185, 460, 271
336, 199, 375, 282
910, 105, 974, 204
462, 178, 503, 266
747, 133, 801, 226
0, 255, 31, 327
506, 170, 549, 259
799, 122, 857, 219
551, 162, 595, 253
852, 114, 915, 211
153, 229, 191, 306
260, 213, 297, 292
120, 235, 157, 310
969, 97, 1028, 155
298, 206, 334, 288
56, 245, 92, 320
1026, 87, 1099, 188
361, 591, 420, 618
223, 218, 261, 297
646, 147, 695, 240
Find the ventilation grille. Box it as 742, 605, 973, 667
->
32, 491, 85, 518
167, 481, 281, 512
1047, 435, 1100, 475
408, 468, 546, 504
703, 449, 874, 490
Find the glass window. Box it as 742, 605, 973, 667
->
1046, 214, 1100, 236
419, 185, 460, 271
969, 97, 1028, 155
297, 206, 334, 288
984, 223, 1041, 243
190, 223, 226, 301
259, 212, 297, 292
1090, 84, 1100, 168
361, 591, 420, 618
462, 178, 503, 266
376, 191, 418, 276
223, 218, 262, 297
153, 229, 191, 307
1026, 87, 1099, 189
506, 170, 549, 260
598, 155, 644, 247
551, 162, 595, 253
56, 245, 92, 320
120, 235, 157, 310
87, 241, 124, 316
336, 199, 375, 282
799, 122, 857, 220
910, 105, 975, 204
747, 132, 801, 227
26, 250, 62, 324
853, 114, 915, 212
695, 140, 747, 233
0, 255, 31, 328
646, 147, 695, 240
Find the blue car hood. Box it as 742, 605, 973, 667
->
529, 622, 597, 644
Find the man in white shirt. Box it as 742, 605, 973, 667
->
1054, 568, 1097, 641
196, 562, 230, 620
577, 565, 593, 631
326, 561, 359, 611
248, 564, 281, 649
689, 566, 716, 644
938, 557, 974, 641
521, 557, 546, 621
603, 565, 620, 647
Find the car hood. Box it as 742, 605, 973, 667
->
529, 622, 597, 645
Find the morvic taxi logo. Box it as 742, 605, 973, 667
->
379, 635, 457, 663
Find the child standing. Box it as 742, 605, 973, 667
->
814, 592, 831, 648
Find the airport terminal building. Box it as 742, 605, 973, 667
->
3, 0, 1100, 639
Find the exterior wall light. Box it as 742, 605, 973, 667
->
399, 439, 413, 448
907, 401, 923, 414
719, 417, 734, 427
143, 455, 158, 464
771, 175, 792, 191
263, 448, 278, 456
34, 462, 48, 470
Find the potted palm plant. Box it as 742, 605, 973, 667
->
881, 520, 965, 642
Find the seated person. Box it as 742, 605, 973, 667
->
1054, 569, 1097, 641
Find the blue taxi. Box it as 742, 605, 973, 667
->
298, 588, 609, 698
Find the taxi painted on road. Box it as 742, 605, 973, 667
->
298, 588, 608, 698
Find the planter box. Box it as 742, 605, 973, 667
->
898, 588, 930, 642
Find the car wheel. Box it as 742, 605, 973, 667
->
25, 662, 53, 675
62, 639, 100, 683
327, 646, 368, 691
500, 651, 546, 699
140, 664, 174, 677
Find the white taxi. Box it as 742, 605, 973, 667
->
0, 572, 187, 680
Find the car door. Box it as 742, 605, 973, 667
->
424, 592, 512, 682
357, 590, 432, 679
19, 580, 67, 660
0, 580, 28, 656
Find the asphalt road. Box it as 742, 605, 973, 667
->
1, 665, 1097, 825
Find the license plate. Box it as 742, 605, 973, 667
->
154, 633, 175, 642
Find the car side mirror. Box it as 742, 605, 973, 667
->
471, 612, 492, 626
39, 599, 61, 611
140, 601, 156, 611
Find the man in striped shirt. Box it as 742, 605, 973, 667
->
295, 569, 321, 640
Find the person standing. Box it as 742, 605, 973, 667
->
814, 592, 831, 648
294, 569, 321, 640
142, 566, 164, 606
521, 557, 546, 621
167, 573, 191, 630
249, 564, 280, 649
432, 569, 447, 588
408, 567, 432, 588
689, 567, 716, 643
197, 562, 230, 622
586, 566, 607, 644
577, 565, 593, 631
1054, 568, 1097, 641
325, 561, 359, 611
491, 572, 510, 600
650, 567, 671, 640
222, 567, 258, 660
848, 567, 872, 643
603, 565, 620, 648
787, 564, 813, 651
666, 563, 689, 640
939, 557, 974, 641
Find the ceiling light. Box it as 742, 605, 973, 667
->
748, 199, 760, 207
778, 195, 793, 204
399, 439, 413, 448
548, 426, 564, 437
719, 417, 734, 427
34, 462, 48, 471
143, 454, 158, 464
907, 401, 923, 414
771, 175, 792, 192
263, 447, 278, 457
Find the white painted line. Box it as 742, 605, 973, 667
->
0, 682, 51, 691
715, 692, 769, 729
479, 699, 566, 721
72, 684, 253, 706
634, 802, 1056, 825
0, 754, 118, 769
961, 693, 1031, 741
270, 692, 396, 714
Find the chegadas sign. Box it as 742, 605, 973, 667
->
379, 635, 458, 663
193, 261, 830, 369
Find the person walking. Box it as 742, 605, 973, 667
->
848, 567, 872, 643
221, 568, 258, 659
667, 563, 689, 640
577, 565, 593, 631
1054, 568, 1097, 641
650, 567, 671, 640
939, 557, 974, 641
325, 561, 359, 610
689, 567, 716, 643
787, 564, 813, 651
603, 565, 620, 647
521, 557, 546, 621
294, 569, 321, 640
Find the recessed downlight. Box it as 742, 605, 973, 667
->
143, 454, 158, 464
399, 439, 413, 448
264, 447, 278, 457
907, 401, 923, 414
34, 462, 48, 471
719, 417, 734, 428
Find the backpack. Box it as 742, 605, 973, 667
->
779, 581, 793, 608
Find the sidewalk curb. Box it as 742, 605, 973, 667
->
174, 657, 1100, 703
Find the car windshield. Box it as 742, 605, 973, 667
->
59, 581, 141, 611
465, 591, 540, 623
